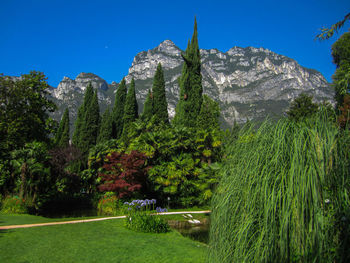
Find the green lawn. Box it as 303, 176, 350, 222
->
0, 214, 207, 263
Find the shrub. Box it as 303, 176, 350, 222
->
208, 115, 350, 263
1, 196, 27, 214
124, 199, 170, 233
97, 192, 119, 216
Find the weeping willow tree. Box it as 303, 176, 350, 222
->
208, 112, 350, 263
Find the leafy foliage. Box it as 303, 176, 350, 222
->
129, 126, 222, 207
98, 151, 149, 198
124, 199, 170, 233
10, 141, 51, 207
331, 31, 350, 67
97, 192, 120, 216
0, 71, 56, 157
316, 12, 350, 40
286, 93, 319, 121
1, 196, 27, 214
48, 145, 83, 195
329, 31, 350, 110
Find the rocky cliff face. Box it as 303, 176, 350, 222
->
48, 73, 116, 127
49, 40, 334, 130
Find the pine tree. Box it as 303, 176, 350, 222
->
174, 17, 203, 127
152, 63, 169, 125
112, 78, 127, 139
97, 107, 113, 144
55, 108, 70, 147
73, 83, 94, 146
141, 90, 153, 122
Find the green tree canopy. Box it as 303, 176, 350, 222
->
331, 32, 350, 107
0, 71, 56, 157
332, 32, 350, 67
286, 93, 319, 121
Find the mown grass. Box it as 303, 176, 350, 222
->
0, 216, 207, 263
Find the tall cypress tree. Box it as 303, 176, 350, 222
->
55, 108, 70, 147
73, 83, 94, 146
97, 107, 113, 144
112, 78, 127, 139
122, 78, 138, 136
152, 63, 169, 125
141, 89, 153, 122
174, 17, 203, 127
80, 89, 100, 153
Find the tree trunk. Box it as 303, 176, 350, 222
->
19, 162, 27, 199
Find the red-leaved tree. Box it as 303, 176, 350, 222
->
98, 151, 149, 198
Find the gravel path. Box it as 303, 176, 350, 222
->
0, 210, 211, 230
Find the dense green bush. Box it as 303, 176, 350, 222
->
124, 199, 170, 233
208, 114, 350, 263
97, 192, 120, 216
1, 196, 28, 214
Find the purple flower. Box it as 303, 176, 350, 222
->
124, 202, 129, 205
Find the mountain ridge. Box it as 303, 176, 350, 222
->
48, 39, 334, 130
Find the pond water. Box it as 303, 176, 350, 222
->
168, 218, 210, 244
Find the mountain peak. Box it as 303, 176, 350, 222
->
156, 40, 181, 55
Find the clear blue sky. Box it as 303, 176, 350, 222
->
1, 0, 349, 87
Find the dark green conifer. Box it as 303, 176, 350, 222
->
123, 78, 139, 125
152, 63, 169, 125
97, 107, 113, 144
141, 90, 153, 121
81, 89, 100, 153
174, 17, 203, 127
73, 83, 94, 146
112, 78, 127, 139
122, 78, 138, 137
55, 108, 70, 147
197, 95, 220, 130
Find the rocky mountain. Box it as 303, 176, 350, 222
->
49, 40, 334, 130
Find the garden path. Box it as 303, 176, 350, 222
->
0, 210, 211, 230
